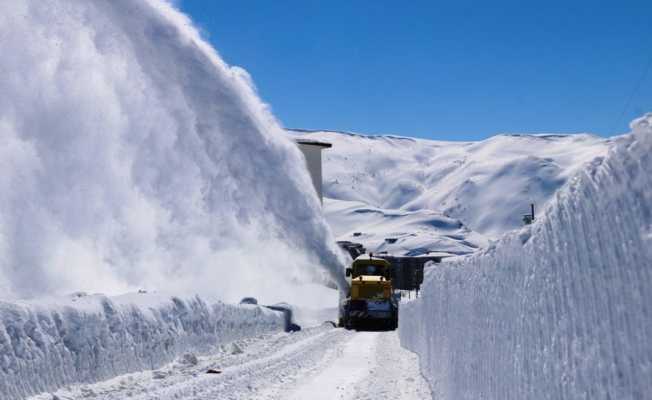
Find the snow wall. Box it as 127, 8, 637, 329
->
0, 0, 347, 303
400, 115, 652, 400
0, 293, 285, 399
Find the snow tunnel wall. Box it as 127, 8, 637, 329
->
0, 294, 284, 399
400, 116, 652, 400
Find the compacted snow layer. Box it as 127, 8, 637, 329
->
400, 115, 652, 400
29, 328, 430, 400
0, 0, 346, 302
289, 331, 432, 400
0, 293, 285, 400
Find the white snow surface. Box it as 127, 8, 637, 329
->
294, 129, 610, 256
0, 0, 347, 303
399, 115, 652, 399
0, 292, 285, 400
27, 327, 430, 400
325, 198, 488, 257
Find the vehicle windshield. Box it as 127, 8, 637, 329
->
355, 264, 385, 276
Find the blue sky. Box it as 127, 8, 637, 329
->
178, 0, 652, 140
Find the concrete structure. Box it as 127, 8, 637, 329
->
295, 139, 332, 204
378, 255, 443, 291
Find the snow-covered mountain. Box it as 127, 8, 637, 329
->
291, 129, 611, 256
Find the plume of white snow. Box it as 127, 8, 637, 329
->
400, 115, 652, 399
0, 0, 347, 303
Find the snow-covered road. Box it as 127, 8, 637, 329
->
31, 326, 431, 400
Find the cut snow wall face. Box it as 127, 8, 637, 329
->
400, 114, 652, 400
0, 0, 347, 301
0, 294, 285, 400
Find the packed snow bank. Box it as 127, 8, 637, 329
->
0, 0, 346, 302
400, 115, 652, 400
0, 292, 284, 399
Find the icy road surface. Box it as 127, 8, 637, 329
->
32, 325, 432, 400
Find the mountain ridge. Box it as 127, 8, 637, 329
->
290, 129, 612, 256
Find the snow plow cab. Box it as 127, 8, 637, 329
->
341, 255, 398, 330
346, 256, 391, 280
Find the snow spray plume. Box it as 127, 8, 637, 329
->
0, 0, 347, 302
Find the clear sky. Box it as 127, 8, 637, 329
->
178, 0, 652, 140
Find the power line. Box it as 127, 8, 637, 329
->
612, 52, 652, 134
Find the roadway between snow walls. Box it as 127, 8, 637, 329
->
0, 294, 285, 399
400, 115, 652, 400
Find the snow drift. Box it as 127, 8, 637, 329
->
400, 115, 652, 399
0, 0, 346, 302
325, 198, 487, 256
0, 293, 285, 400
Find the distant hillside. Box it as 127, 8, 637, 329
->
291, 129, 611, 256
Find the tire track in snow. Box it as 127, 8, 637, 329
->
285, 331, 432, 400
32, 325, 349, 400
33, 327, 431, 400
